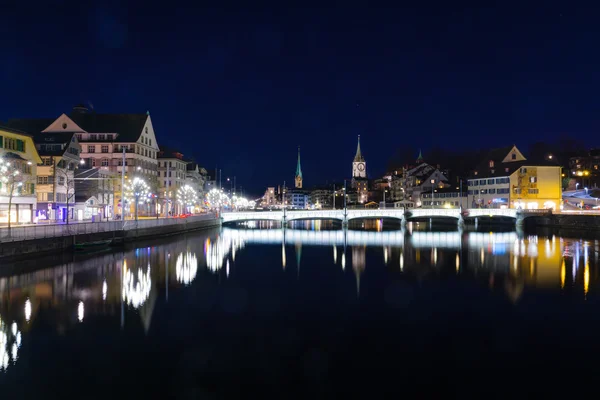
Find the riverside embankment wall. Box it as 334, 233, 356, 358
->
528, 213, 600, 230
0, 216, 220, 260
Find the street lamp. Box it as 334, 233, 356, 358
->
125, 177, 149, 222
430, 179, 435, 209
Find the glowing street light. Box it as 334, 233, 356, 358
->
177, 185, 198, 213
124, 177, 150, 221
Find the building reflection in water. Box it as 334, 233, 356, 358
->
352, 246, 366, 295
220, 226, 597, 303
0, 225, 597, 372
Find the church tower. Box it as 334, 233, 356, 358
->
351, 135, 368, 203
352, 135, 367, 179
295, 146, 303, 189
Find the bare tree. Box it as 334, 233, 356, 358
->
53, 160, 77, 224
0, 156, 35, 234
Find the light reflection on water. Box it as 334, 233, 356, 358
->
0, 221, 597, 375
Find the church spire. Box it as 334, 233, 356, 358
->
295, 146, 303, 188
416, 148, 423, 164
354, 135, 364, 162
296, 146, 302, 178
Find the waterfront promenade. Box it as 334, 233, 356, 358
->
0, 213, 218, 243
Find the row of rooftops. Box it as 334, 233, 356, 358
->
0, 105, 206, 173
395, 145, 560, 181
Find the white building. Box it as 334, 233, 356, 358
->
398, 162, 449, 207
157, 147, 189, 216
32, 132, 81, 222
467, 145, 526, 208
286, 191, 310, 209
8, 105, 161, 218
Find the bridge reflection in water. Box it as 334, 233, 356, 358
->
0, 225, 596, 374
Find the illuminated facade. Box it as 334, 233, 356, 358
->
510, 165, 562, 210
468, 145, 561, 209
0, 126, 42, 225
8, 105, 161, 217
34, 132, 81, 222
158, 147, 189, 216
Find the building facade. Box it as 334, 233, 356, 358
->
467, 145, 526, 208
467, 145, 561, 209
73, 167, 116, 221
8, 105, 161, 219
0, 126, 42, 225
286, 191, 310, 209
33, 132, 81, 222
158, 148, 189, 216
186, 162, 207, 211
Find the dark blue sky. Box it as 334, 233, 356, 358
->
1, 2, 599, 196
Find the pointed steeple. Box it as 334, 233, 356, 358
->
354, 135, 364, 162
295, 146, 302, 178
416, 149, 423, 164
295, 146, 303, 189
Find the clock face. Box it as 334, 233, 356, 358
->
357, 163, 365, 171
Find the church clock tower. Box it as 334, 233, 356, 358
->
295, 146, 303, 189
352, 135, 366, 179
351, 135, 368, 203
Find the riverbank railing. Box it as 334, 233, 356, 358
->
0, 214, 218, 243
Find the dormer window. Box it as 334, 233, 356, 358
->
489, 160, 494, 168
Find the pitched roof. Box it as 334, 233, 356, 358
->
34, 132, 76, 156
68, 113, 148, 142
158, 146, 187, 161
4, 119, 54, 135
471, 159, 560, 179
7, 113, 148, 143
471, 146, 522, 179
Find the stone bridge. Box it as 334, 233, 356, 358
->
221, 208, 549, 227
221, 227, 519, 249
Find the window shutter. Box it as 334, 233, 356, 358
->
0, 136, 3, 148
16, 140, 24, 152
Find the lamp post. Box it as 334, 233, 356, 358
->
430, 179, 435, 209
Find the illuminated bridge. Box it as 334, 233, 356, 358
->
221, 227, 519, 249
221, 208, 548, 226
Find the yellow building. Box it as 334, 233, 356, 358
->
0, 126, 43, 225
510, 164, 562, 210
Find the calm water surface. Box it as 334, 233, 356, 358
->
1, 220, 599, 397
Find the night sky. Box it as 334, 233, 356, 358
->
0, 2, 598, 196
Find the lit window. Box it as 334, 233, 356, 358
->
489, 160, 494, 168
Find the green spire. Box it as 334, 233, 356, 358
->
295, 146, 302, 178
354, 135, 364, 162
416, 149, 423, 163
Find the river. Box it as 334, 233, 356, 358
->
0, 220, 598, 396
